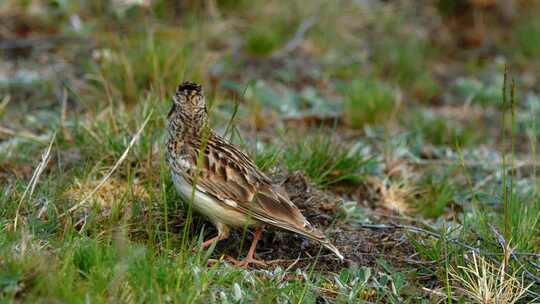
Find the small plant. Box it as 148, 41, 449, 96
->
453, 77, 503, 106
243, 17, 294, 56
515, 18, 540, 59
384, 37, 430, 86
505, 193, 540, 253
450, 252, 533, 304
371, 17, 439, 95
415, 172, 456, 218
369, 177, 415, 214
407, 111, 480, 147
344, 77, 396, 128
245, 27, 283, 56
283, 134, 373, 187
249, 143, 283, 173
411, 73, 441, 102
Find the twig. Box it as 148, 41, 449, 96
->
264, 254, 337, 265
0, 126, 48, 143
358, 222, 540, 258
14, 131, 57, 231
0, 95, 10, 116
357, 223, 482, 254
272, 16, 316, 58
60, 88, 69, 140
64, 111, 153, 216
529, 260, 540, 271
279, 255, 301, 282
420, 287, 451, 303
0, 35, 92, 50
489, 224, 540, 284
410, 158, 540, 169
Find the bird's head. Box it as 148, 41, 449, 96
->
168, 81, 207, 121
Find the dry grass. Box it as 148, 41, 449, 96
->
367, 176, 416, 214
65, 177, 149, 211
450, 252, 534, 304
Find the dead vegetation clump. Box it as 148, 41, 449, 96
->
65, 177, 149, 218
450, 252, 534, 304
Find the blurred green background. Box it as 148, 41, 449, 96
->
1, 0, 540, 303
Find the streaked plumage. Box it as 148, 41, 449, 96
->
166, 81, 343, 264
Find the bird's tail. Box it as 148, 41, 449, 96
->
320, 240, 344, 261
248, 197, 344, 260
290, 224, 344, 261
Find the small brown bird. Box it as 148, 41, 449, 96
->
166, 81, 343, 266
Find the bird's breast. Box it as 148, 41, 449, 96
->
170, 172, 259, 228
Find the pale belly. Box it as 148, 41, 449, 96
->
171, 172, 259, 228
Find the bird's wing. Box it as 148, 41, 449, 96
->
180, 135, 320, 237
177, 134, 343, 259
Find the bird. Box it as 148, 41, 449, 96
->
166, 81, 343, 266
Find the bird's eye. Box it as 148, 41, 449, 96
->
177, 95, 187, 105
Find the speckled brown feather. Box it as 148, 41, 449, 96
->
166, 81, 343, 260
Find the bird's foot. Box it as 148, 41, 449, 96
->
192, 235, 221, 253
226, 256, 267, 268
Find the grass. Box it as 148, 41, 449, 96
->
282, 133, 374, 188
453, 76, 504, 106
88, 27, 203, 104
343, 77, 396, 128
406, 110, 481, 148
0, 230, 321, 302
244, 25, 288, 56
2, 0, 540, 303
250, 142, 283, 173
413, 69, 540, 303
450, 252, 533, 303
415, 172, 456, 218
506, 193, 540, 252
0, 101, 322, 302
248, 132, 374, 188
370, 13, 440, 100
515, 18, 540, 59
241, 2, 303, 57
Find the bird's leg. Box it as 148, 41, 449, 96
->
227, 227, 266, 267
194, 223, 230, 252
200, 235, 221, 249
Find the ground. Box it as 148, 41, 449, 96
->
1, 0, 540, 303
